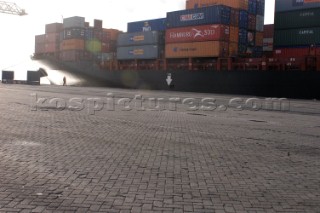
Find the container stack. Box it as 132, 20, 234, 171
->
179, 0, 265, 58
263, 24, 274, 57
274, 0, 320, 58
35, 23, 62, 57
117, 18, 166, 62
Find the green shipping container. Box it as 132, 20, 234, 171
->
274, 27, 320, 47
275, 8, 320, 30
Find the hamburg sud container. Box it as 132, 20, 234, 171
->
117, 45, 163, 60
63, 16, 85, 29
275, 0, 320, 12
186, 0, 248, 10
274, 27, 320, 47
127, 18, 166, 33
275, 7, 320, 29
166, 5, 231, 28
165, 41, 229, 58
117, 31, 164, 47
165, 24, 230, 43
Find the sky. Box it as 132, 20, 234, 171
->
0, 0, 275, 71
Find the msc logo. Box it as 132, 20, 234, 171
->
180, 13, 204, 22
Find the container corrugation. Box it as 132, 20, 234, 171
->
230, 9, 240, 26
127, 18, 166, 33
166, 5, 231, 29
102, 41, 117, 52
256, 0, 265, 15
275, 7, 320, 29
94, 19, 103, 29
165, 24, 230, 43
45, 42, 59, 53
60, 39, 85, 50
239, 10, 248, 29
35, 34, 46, 44
248, 0, 257, 14
60, 50, 92, 61
117, 31, 164, 47
186, 0, 248, 10
165, 41, 229, 58
274, 47, 315, 57
274, 27, 320, 47
2, 71, 14, 81
62, 28, 85, 40
255, 32, 263, 46
85, 28, 94, 40
247, 31, 255, 46
230, 26, 239, 43
238, 28, 248, 44
117, 45, 162, 60
256, 15, 264, 32
263, 24, 274, 38
263, 38, 273, 51
248, 14, 256, 31
35, 43, 45, 54
229, 42, 239, 56
102, 29, 122, 42
85, 39, 102, 53
45, 33, 60, 43
45, 23, 63, 34
63, 16, 85, 29
275, 0, 320, 12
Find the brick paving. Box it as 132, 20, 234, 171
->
0, 84, 320, 212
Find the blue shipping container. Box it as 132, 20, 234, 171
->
85, 28, 94, 40
239, 10, 249, 29
275, 0, 320, 12
127, 18, 166, 33
117, 45, 162, 60
256, 0, 265, 15
248, 0, 257, 15
166, 5, 231, 28
117, 31, 164, 47
239, 29, 248, 44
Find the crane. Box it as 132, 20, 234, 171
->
0, 1, 27, 16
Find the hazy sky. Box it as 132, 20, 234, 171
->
0, 0, 275, 70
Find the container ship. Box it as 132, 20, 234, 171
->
31, 0, 320, 99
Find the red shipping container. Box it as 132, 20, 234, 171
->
45, 33, 60, 43
248, 14, 256, 31
45, 23, 63, 34
166, 24, 230, 43
35, 34, 45, 44
274, 47, 312, 58
45, 42, 59, 53
35, 43, 45, 54
264, 24, 274, 39
101, 41, 117, 53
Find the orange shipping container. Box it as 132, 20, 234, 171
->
45, 33, 60, 43
186, 0, 248, 10
60, 39, 85, 51
229, 42, 239, 56
103, 29, 122, 41
255, 32, 263, 47
165, 41, 229, 58
229, 27, 239, 43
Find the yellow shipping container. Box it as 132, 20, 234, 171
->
165, 41, 229, 58
60, 39, 85, 51
229, 27, 239, 43
186, 0, 248, 10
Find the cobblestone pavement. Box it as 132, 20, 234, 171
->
0, 84, 319, 213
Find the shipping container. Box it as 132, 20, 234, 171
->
35, 34, 46, 44
247, 31, 255, 46
102, 29, 122, 42
60, 39, 85, 50
94, 19, 103, 29
93, 29, 103, 41
85, 39, 102, 53
274, 47, 315, 57
229, 42, 239, 56
45, 33, 60, 43
2, 71, 14, 81
230, 26, 239, 43
252, 46, 263, 57
239, 10, 248, 29
256, 15, 264, 32
238, 44, 247, 54
186, 0, 248, 10
165, 41, 229, 58
230, 9, 240, 26
60, 50, 92, 61
274, 27, 320, 47
85, 27, 94, 40
248, 0, 257, 14
263, 24, 274, 38
45, 23, 63, 34
263, 38, 273, 51
85, 22, 90, 28
239, 28, 248, 44
27, 71, 40, 85
101, 53, 115, 61
248, 14, 256, 31
35, 43, 45, 54
275, 0, 320, 12
127, 18, 166, 33
255, 32, 264, 46
63, 16, 85, 29
62, 28, 85, 40
117, 31, 164, 47
166, 5, 231, 28
256, 0, 265, 15
275, 7, 320, 29
102, 41, 117, 52
165, 24, 230, 43
117, 45, 163, 60
45, 42, 59, 53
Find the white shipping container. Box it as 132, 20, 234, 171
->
263, 38, 273, 52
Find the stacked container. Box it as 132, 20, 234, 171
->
274, 0, 320, 57
117, 18, 166, 60
263, 24, 274, 53
34, 23, 62, 56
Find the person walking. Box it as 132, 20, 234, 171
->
63, 76, 66, 86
